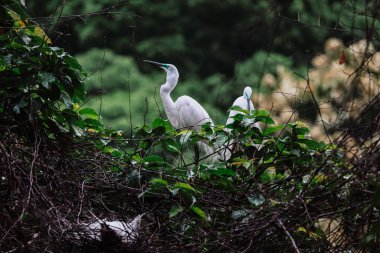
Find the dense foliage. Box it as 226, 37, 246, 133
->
25, 0, 380, 131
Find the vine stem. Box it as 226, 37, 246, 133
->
277, 218, 301, 253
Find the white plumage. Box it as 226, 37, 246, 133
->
222, 87, 261, 160
75, 214, 143, 244
226, 87, 261, 130
145, 60, 216, 161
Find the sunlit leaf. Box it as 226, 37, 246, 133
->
79, 107, 99, 119
149, 178, 168, 187
297, 226, 307, 233
32, 26, 51, 44
174, 182, 196, 193
190, 205, 207, 220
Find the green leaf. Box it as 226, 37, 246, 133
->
229, 105, 249, 114
144, 155, 164, 163
152, 118, 173, 130
174, 182, 196, 193
248, 194, 266, 206
190, 205, 207, 220
84, 118, 103, 128
206, 167, 236, 177
260, 167, 276, 183
169, 204, 183, 218
252, 110, 275, 124
111, 149, 123, 158
263, 124, 286, 135
79, 107, 99, 119
152, 118, 165, 128
164, 139, 180, 154
0, 57, 6, 71
38, 72, 55, 89
139, 140, 149, 150
294, 127, 310, 135
64, 56, 83, 71
150, 178, 168, 187
252, 110, 271, 117
298, 139, 323, 150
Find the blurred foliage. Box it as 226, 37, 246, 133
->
24, 0, 380, 132
76, 48, 162, 130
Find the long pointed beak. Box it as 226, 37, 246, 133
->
247, 98, 251, 113
144, 60, 164, 67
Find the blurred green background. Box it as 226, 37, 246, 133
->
26, 0, 377, 131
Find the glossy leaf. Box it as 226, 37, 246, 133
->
174, 182, 196, 193
79, 107, 99, 119
190, 205, 207, 220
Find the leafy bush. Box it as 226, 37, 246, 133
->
0, 1, 97, 139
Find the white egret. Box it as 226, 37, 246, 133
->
226, 87, 261, 130
144, 60, 216, 161
222, 86, 261, 160
75, 214, 143, 244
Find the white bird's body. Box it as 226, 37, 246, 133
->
75, 214, 143, 244
162, 95, 213, 130
222, 87, 261, 160
145, 60, 216, 161
226, 87, 261, 130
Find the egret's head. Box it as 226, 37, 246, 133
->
243, 86, 252, 100
144, 60, 178, 75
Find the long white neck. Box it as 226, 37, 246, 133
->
160, 72, 179, 128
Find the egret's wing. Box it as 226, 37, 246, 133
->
226, 97, 261, 131
176, 96, 213, 131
